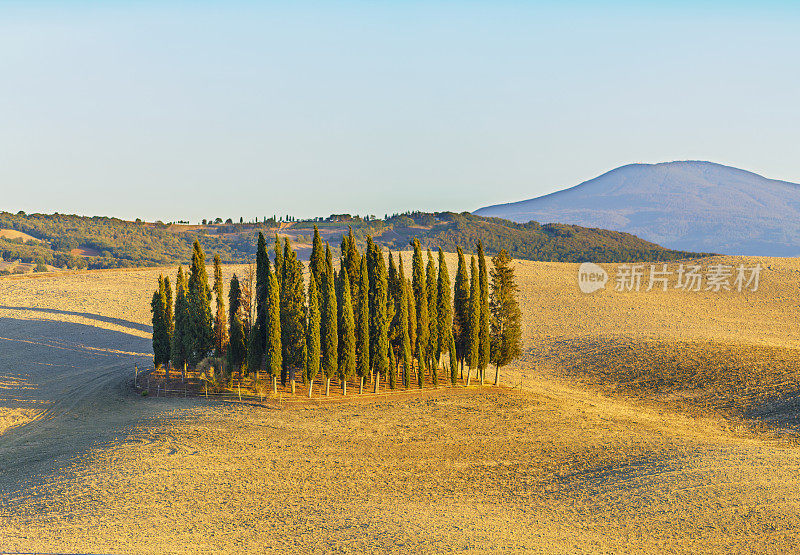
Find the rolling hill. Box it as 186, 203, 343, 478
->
475, 161, 800, 256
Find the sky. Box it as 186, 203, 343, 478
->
1, 1, 799, 223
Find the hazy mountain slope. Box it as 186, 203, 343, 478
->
475, 161, 800, 256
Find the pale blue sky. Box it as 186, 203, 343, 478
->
1, 1, 799, 222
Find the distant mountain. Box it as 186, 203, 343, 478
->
475, 161, 800, 256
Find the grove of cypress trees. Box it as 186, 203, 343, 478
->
466, 256, 480, 385
280, 239, 306, 387
151, 275, 170, 368
426, 249, 439, 385
227, 274, 247, 373
411, 238, 428, 385
213, 254, 228, 358
489, 249, 522, 385
338, 268, 356, 394
265, 267, 282, 394
171, 266, 190, 371
306, 275, 321, 397
453, 247, 469, 379
477, 241, 490, 385
321, 246, 338, 396
356, 255, 370, 393
187, 241, 214, 365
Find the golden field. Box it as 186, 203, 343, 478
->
1, 254, 800, 553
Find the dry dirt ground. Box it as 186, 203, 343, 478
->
1, 255, 800, 553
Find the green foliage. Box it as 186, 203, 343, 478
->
151, 275, 170, 367
367, 237, 389, 379
437, 248, 454, 376
187, 241, 214, 365
337, 269, 356, 384
306, 275, 321, 385
310, 226, 325, 286
356, 256, 370, 379
453, 247, 469, 370
265, 269, 282, 379
321, 246, 338, 380
466, 257, 480, 371
489, 249, 522, 373
477, 241, 491, 375
280, 239, 306, 384
426, 249, 439, 385
398, 258, 412, 389
213, 255, 228, 357
411, 238, 428, 380
227, 274, 247, 372
171, 266, 190, 369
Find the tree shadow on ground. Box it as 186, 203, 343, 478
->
0, 305, 152, 334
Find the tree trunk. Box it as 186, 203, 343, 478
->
272, 376, 277, 395
359, 376, 364, 394
494, 364, 499, 386
325, 377, 330, 396
291, 379, 296, 394
373, 372, 380, 393
343, 380, 347, 396
308, 380, 314, 398
466, 368, 471, 387
481, 367, 485, 386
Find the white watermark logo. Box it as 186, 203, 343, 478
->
577, 262, 762, 294
577, 262, 608, 293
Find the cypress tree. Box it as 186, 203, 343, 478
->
387, 342, 397, 389
466, 256, 480, 385
213, 254, 228, 358
164, 275, 174, 354
453, 247, 469, 379
280, 239, 306, 387
449, 333, 458, 386
356, 255, 370, 393
310, 225, 325, 286
477, 241, 491, 385
171, 266, 190, 370
340, 226, 360, 289
306, 275, 321, 397
227, 274, 247, 373
274, 234, 283, 293
426, 249, 439, 385
490, 249, 522, 385
265, 268, 282, 394
437, 248, 454, 385
253, 232, 270, 366
411, 238, 428, 385
387, 252, 401, 349
151, 275, 169, 367
398, 258, 412, 389
321, 246, 338, 396
367, 237, 389, 392
337, 268, 356, 394
187, 241, 214, 365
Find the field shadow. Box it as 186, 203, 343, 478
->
0, 304, 152, 334
0, 317, 173, 501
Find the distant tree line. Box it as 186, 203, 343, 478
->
150, 230, 522, 396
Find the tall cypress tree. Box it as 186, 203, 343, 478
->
213, 254, 228, 358
265, 268, 282, 393
253, 233, 270, 363
171, 266, 190, 370
356, 255, 370, 393
310, 225, 325, 286
466, 256, 480, 385
164, 275, 174, 355
306, 275, 321, 397
426, 249, 439, 385
490, 249, 522, 385
411, 238, 428, 384
151, 275, 169, 367
437, 248, 453, 385
340, 226, 360, 289
449, 333, 458, 386
227, 274, 247, 373
367, 237, 389, 392
452, 246, 469, 379
187, 241, 214, 365
399, 258, 412, 389
280, 239, 306, 387
274, 234, 284, 293
338, 269, 356, 394
477, 241, 491, 384
321, 246, 338, 395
